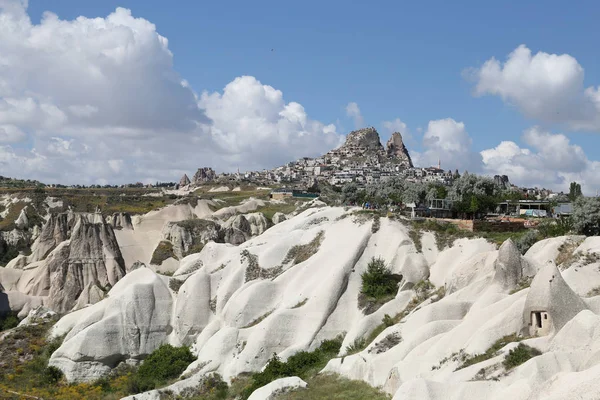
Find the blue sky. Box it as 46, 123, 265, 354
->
26, 0, 600, 151
1, 0, 599, 191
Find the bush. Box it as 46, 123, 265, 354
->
241, 336, 344, 399
361, 257, 398, 299
515, 229, 539, 254
150, 241, 176, 265
0, 311, 20, 331
130, 344, 196, 393
43, 365, 64, 384
503, 343, 541, 369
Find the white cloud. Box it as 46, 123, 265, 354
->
481, 127, 600, 193
469, 44, 600, 130
412, 118, 482, 171
382, 118, 410, 139
0, 1, 343, 184
0, 124, 25, 143
200, 76, 343, 171
346, 102, 365, 129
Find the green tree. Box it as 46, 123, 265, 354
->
572, 197, 600, 236
361, 257, 398, 298
569, 182, 583, 201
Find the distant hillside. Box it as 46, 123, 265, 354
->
0, 176, 44, 189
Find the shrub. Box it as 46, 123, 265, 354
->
43, 366, 64, 384
503, 343, 541, 369
0, 311, 20, 331
345, 337, 367, 355
361, 257, 398, 299
240, 336, 344, 399
130, 344, 196, 393
515, 229, 539, 254
383, 314, 395, 327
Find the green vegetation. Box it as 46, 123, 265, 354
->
360, 257, 398, 299
282, 231, 324, 265
273, 374, 391, 400
151, 241, 176, 265
358, 257, 401, 315
0, 176, 44, 189
509, 276, 533, 295
128, 344, 196, 393
168, 278, 185, 293
0, 312, 20, 332
345, 337, 368, 355
238, 335, 344, 399
456, 334, 529, 370
242, 310, 274, 329
0, 201, 27, 231
572, 196, 600, 236
503, 343, 541, 370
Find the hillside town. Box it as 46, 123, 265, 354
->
178, 127, 558, 201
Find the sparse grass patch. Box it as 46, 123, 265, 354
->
282, 231, 324, 266
556, 238, 584, 267
242, 311, 274, 329
242, 250, 282, 282
291, 298, 308, 309
503, 343, 541, 370
509, 276, 533, 295
345, 337, 367, 355
587, 286, 600, 297
151, 241, 176, 265
168, 278, 185, 293
456, 334, 529, 370
273, 374, 391, 400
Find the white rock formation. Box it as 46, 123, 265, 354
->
49, 267, 172, 381
248, 376, 308, 400
11, 207, 600, 400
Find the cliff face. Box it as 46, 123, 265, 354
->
0, 212, 127, 314
386, 132, 413, 168
341, 127, 384, 151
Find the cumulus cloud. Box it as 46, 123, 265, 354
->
381, 118, 413, 144
468, 44, 600, 130
411, 118, 482, 171
0, 1, 343, 184
346, 102, 365, 129
480, 127, 600, 193
199, 76, 343, 171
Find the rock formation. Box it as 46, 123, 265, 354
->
0, 212, 126, 315
179, 174, 191, 187
522, 263, 587, 336
49, 267, 172, 381
193, 167, 216, 184
328, 127, 413, 169
222, 213, 270, 245
110, 212, 133, 230
386, 132, 413, 168
494, 174, 511, 190
162, 219, 222, 259
342, 127, 383, 151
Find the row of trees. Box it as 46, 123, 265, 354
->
340, 173, 521, 216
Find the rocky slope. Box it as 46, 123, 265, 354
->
21, 205, 598, 400
3, 198, 600, 399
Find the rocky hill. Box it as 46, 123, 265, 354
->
327, 127, 413, 168
2, 192, 600, 399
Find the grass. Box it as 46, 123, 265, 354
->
456, 334, 529, 370
168, 278, 185, 293
0, 312, 19, 332
273, 374, 391, 400
150, 241, 176, 265
282, 231, 324, 265
242, 311, 274, 329
291, 298, 308, 309
508, 276, 533, 295
555, 238, 584, 267
587, 286, 600, 297
503, 343, 541, 370
0, 201, 27, 231
345, 337, 368, 355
